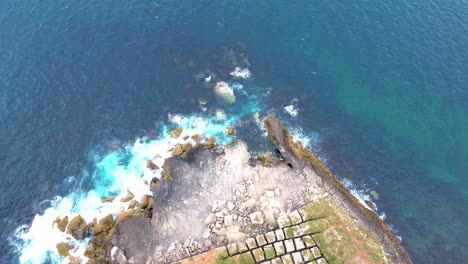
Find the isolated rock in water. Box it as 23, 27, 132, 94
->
170, 128, 184, 139
68, 215, 89, 240
54, 216, 68, 232
56, 242, 70, 257
370, 190, 380, 200
230, 67, 251, 79
226, 126, 236, 136
147, 160, 159, 170
215, 109, 227, 121
214, 82, 236, 105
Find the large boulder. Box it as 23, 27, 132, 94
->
68, 215, 89, 240
93, 214, 115, 236
214, 82, 236, 105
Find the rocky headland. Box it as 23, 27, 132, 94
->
54, 116, 412, 264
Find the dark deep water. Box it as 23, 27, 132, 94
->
1, 1, 468, 263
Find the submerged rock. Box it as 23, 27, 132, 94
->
68, 215, 89, 240
370, 190, 380, 200
215, 109, 227, 121
214, 82, 236, 105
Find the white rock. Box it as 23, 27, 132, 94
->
226, 201, 235, 211
204, 213, 215, 225
274, 188, 281, 196
202, 228, 211, 239
224, 215, 234, 226
167, 243, 176, 253
265, 191, 275, 198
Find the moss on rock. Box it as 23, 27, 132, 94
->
92, 214, 115, 236
56, 242, 70, 257
54, 216, 68, 232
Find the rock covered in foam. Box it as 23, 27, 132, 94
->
214, 81, 236, 105
68, 215, 89, 240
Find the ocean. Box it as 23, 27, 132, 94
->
1, 0, 467, 263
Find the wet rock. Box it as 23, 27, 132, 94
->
102, 196, 116, 203
365, 200, 377, 212
214, 81, 236, 105
170, 128, 184, 139
128, 200, 138, 210
147, 160, 159, 170
207, 137, 217, 149
370, 190, 380, 200
226, 127, 235, 136
68, 215, 89, 240
54, 216, 68, 232
116, 209, 142, 224
172, 143, 193, 158
93, 214, 115, 236
56, 242, 70, 257
120, 191, 134, 203
140, 195, 150, 209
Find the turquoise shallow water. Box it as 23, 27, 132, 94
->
1, 0, 467, 263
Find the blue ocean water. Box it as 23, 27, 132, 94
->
1, 0, 467, 263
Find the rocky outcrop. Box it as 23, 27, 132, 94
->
68, 215, 89, 240
263, 116, 413, 264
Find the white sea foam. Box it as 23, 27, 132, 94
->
283, 98, 300, 117
230, 67, 251, 79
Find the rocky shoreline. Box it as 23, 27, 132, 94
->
53, 116, 412, 264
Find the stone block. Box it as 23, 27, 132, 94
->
265, 231, 276, 243
302, 235, 316, 248
271, 257, 284, 264
264, 244, 276, 260
292, 252, 304, 264
277, 215, 292, 228
311, 247, 321, 258
294, 237, 305, 250
250, 211, 264, 225
289, 210, 302, 225
284, 226, 302, 239
227, 243, 238, 255
252, 248, 265, 262
275, 229, 285, 240
284, 239, 295, 253
281, 254, 294, 264
246, 238, 257, 249
316, 258, 327, 264
256, 234, 267, 246
273, 241, 285, 256
301, 249, 313, 262
237, 242, 248, 253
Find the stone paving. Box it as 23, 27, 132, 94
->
179, 205, 329, 264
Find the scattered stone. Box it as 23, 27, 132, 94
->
294, 238, 305, 250
256, 234, 267, 246
289, 210, 302, 225
227, 243, 238, 255
226, 127, 236, 136
56, 242, 70, 257
120, 191, 134, 202
246, 238, 257, 249
273, 241, 286, 256
265, 231, 276, 243
265, 190, 275, 198
237, 242, 248, 253
249, 211, 264, 225
274, 188, 281, 196
292, 251, 304, 264
54, 216, 68, 232
214, 81, 236, 105
275, 229, 285, 241
277, 215, 292, 228
226, 201, 235, 211
252, 248, 265, 262
139, 195, 150, 209
217, 200, 227, 209
282, 254, 294, 264
205, 213, 216, 225
301, 249, 313, 262
68, 215, 88, 240
284, 239, 295, 253
170, 128, 183, 139
224, 215, 233, 226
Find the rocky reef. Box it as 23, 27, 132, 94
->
54, 116, 412, 264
